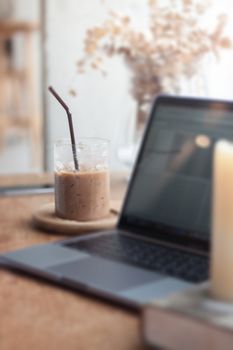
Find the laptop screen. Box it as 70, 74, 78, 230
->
119, 96, 233, 252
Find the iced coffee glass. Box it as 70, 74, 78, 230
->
54, 138, 110, 221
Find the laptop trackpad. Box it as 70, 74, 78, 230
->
48, 256, 162, 292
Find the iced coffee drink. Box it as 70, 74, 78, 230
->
55, 169, 110, 221
54, 138, 110, 221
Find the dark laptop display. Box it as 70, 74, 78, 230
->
120, 97, 233, 251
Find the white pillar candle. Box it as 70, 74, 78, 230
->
211, 140, 233, 301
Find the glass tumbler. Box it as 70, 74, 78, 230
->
54, 138, 110, 221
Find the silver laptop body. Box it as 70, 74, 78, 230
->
3, 95, 231, 309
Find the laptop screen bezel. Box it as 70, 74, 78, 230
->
118, 95, 233, 253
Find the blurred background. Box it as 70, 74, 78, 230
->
0, 0, 232, 174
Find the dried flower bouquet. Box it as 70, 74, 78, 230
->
77, 0, 231, 127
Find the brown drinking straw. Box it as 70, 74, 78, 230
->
48, 86, 79, 171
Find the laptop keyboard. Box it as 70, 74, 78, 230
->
65, 233, 209, 283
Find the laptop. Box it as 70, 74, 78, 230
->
2, 95, 233, 309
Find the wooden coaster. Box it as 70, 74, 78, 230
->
32, 200, 122, 235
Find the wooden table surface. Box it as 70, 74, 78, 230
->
0, 173, 147, 350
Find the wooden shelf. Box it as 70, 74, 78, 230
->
0, 20, 39, 38
0, 19, 42, 168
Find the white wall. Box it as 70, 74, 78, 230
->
206, 0, 233, 99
